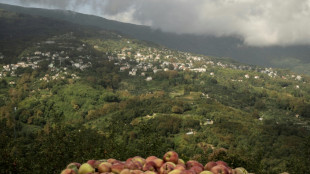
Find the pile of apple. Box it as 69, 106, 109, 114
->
61, 151, 249, 174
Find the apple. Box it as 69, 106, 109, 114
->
186, 161, 203, 170
210, 165, 229, 174
120, 169, 131, 174
152, 158, 164, 169
215, 161, 228, 168
177, 159, 185, 165
67, 162, 81, 169
88, 160, 101, 168
78, 163, 95, 174
125, 160, 143, 170
126, 158, 134, 163
189, 166, 203, 174
131, 169, 144, 174
61, 168, 77, 174
159, 162, 176, 174
146, 156, 158, 162
174, 165, 186, 170
132, 156, 146, 166
168, 169, 184, 174
108, 159, 123, 164
66, 163, 79, 174
163, 151, 179, 164
111, 163, 125, 174
143, 161, 157, 172
144, 171, 158, 174
98, 162, 112, 173
200, 171, 214, 174
226, 167, 234, 174
181, 170, 196, 174
204, 162, 217, 171
234, 167, 248, 174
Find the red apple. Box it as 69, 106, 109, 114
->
61, 168, 77, 174
163, 151, 179, 164
108, 159, 123, 165
210, 165, 229, 174
144, 171, 158, 174
200, 171, 214, 174
146, 156, 158, 163
126, 158, 134, 163
159, 162, 176, 174
226, 167, 233, 174
87, 160, 101, 168
189, 166, 203, 174
98, 162, 112, 173
143, 161, 157, 172
132, 156, 146, 166
168, 169, 184, 174
215, 161, 228, 168
120, 169, 131, 174
181, 170, 196, 174
111, 163, 125, 174
186, 161, 203, 170
125, 161, 143, 170
131, 170, 144, 174
152, 158, 164, 169
174, 165, 186, 171
204, 162, 217, 171
177, 159, 185, 165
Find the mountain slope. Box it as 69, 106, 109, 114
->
1, 3, 310, 75
0, 9, 310, 174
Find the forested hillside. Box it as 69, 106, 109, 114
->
0, 9, 310, 174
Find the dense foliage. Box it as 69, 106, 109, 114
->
0, 9, 310, 174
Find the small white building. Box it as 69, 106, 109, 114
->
186, 131, 194, 135
296, 75, 302, 81
34, 51, 41, 55
203, 119, 214, 125
129, 71, 136, 76
146, 77, 153, 81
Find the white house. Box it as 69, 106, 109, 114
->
146, 77, 153, 81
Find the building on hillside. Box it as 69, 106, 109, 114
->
146, 77, 152, 81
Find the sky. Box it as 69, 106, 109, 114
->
1, 0, 310, 47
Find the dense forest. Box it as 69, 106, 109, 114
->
0, 9, 310, 174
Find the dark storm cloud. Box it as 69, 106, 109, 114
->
1, 0, 310, 46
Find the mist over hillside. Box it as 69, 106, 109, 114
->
1, 3, 310, 74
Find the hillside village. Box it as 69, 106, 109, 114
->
2, 33, 308, 130
0, 33, 306, 88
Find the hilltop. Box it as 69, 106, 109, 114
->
0, 9, 310, 174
